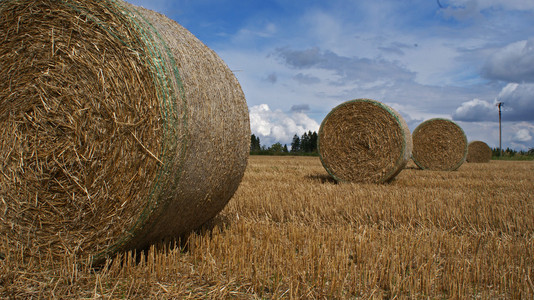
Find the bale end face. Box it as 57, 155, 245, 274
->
318, 99, 412, 183
466, 141, 492, 163
411, 118, 467, 171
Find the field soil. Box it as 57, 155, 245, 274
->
1, 156, 533, 298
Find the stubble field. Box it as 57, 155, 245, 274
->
1, 156, 533, 299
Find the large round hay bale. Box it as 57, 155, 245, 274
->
411, 118, 467, 170
318, 99, 412, 183
466, 141, 492, 163
0, 0, 249, 264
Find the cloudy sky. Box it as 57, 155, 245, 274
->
127, 0, 534, 150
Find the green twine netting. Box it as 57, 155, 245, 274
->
61, 0, 191, 262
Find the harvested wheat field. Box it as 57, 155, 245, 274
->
1, 156, 533, 298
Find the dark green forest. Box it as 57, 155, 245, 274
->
250, 131, 318, 156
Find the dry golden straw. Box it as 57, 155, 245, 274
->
411, 118, 467, 171
466, 141, 492, 163
0, 0, 250, 264
318, 99, 412, 183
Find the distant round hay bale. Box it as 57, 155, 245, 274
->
0, 0, 249, 264
318, 99, 412, 183
466, 141, 492, 163
411, 118, 467, 171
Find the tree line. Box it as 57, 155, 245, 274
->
250, 138, 534, 159
492, 147, 534, 160
250, 131, 319, 155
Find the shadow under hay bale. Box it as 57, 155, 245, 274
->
306, 174, 339, 184
318, 99, 412, 183
0, 0, 249, 265
466, 141, 492, 163
411, 118, 467, 171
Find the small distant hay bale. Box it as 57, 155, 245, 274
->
318, 99, 412, 183
0, 0, 249, 264
411, 118, 467, 171
466, 141, 492, 163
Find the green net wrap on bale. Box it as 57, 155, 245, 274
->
466, 141, 492, 163
411, 118, 467, 171
318, 99, 412, 183
0, 0, 250, 264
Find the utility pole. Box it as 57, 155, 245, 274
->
497, 102, 503, 157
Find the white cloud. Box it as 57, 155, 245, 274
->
452, 98, 496, 122
482, 38, 534, 82
508, 122, 534, 150
453, 82, 534, 123
498, 82, 519, 96
274, 47, 416, 86
124, 0, 534, 150
456, 121, 533, 150
497, 83, 534, 121
249, 104, 320, 147
513, 129, 532, 143
234, 22, 278, 41
450, 83, 534, 150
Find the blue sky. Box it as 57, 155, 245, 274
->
127, 0, 534, 150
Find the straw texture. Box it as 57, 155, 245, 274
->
466, 141, 492, 163
0, 0, 250, 264
318, 99, 412, 183
411, 118, 467, 171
